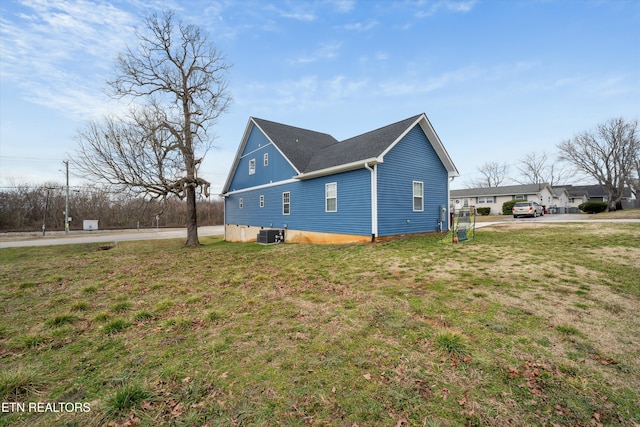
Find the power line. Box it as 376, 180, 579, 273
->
0, 155, 67, 162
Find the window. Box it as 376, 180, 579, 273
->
282, 192, 290, 215
239, 198, 243, 209
259, 195, 264, 208
513, 195, 527, 201
413, 181, 424, 211
477, 196, 495, 204
249, 159, 256, 175
325, 183, 337, 212
264, 153, 269, 166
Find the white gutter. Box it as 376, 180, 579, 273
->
364, 162, 378, 240
295, 157, 379, 180
223, 194, 227, 241
447, 176, 455, 230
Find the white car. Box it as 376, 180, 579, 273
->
512, 201, 544, 218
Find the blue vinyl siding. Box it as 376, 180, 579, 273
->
377, 126, 448, 236
227, 125, 297, 192
226, 168, 372, 236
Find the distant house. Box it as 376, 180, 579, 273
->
564, 184, 636, 211
562, 186, 590, 212
221, 113, 459, 243
450, 183, 560, 214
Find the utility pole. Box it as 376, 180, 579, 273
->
42, 187, 52, 236
64, 160, 70, 233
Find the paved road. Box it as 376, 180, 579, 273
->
0, 226, 225, 248
2, 217, 639, 248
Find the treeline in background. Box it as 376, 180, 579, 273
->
0, 181, 224, 232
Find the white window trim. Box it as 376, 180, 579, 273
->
259, 195, 264, 208
413, 181, 424, 212
477, 196, 495, 204
282, 192, 290, 215
249, 158, 256, 175
325, 182, 337, 212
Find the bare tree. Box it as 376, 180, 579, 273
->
558, 117, 639, 211
629, 147, 640, 199
73, 11, 231, 246
467, 161, 510, 188
515, 152, 572, 186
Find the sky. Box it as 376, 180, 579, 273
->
1, 0, 639, 195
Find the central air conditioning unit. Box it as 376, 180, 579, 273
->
257, 229, 285, 244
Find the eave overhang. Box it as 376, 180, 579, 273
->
294, 158, 381, 180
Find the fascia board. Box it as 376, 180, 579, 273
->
250, 120, 301, 175
378, 114, 459, 178
294, 158, 380, 180
418, 115, 460, 177
221, 118, 302, 194
222, 178, 299, 196
221, 118, 257, 194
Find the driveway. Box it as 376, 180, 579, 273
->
0, 226, 225, 248
475, 214, 640, 229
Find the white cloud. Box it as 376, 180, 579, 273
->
288, 42, 342, 64
378, 64, 483, 96
341, 21, 378, 31
328, 75, 368, 100
264, 3, 316, 21
0, 0, 136, 119
415, 0, 477, 18
375, 51, 389, 61
324, 0, 356, 13
236, 74, 372, 115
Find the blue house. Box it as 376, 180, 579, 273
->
221, 113, 459, 243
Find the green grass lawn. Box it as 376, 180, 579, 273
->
1, 223, 639, 426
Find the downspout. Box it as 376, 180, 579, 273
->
365, 162, 378, 241
448, 176, 455, 230
222, 194, 227, 241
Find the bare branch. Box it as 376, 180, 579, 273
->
557, 117, 638, 211
74, 10, 232, 245
467, 162, 510, 188
515, 151, 573, 186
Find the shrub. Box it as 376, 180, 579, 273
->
477, 207, 491, 216
502, 199, 519, 215
578, 201, 608, 214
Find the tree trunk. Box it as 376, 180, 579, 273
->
185, 185, 200, 246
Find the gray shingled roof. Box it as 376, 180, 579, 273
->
302, 114, 422, 172
223, 113, 458, 194
253, 114, 423, 174
252, 118, 338, 173
564, 184, 632, 198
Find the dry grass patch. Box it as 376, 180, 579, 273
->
588, 246, 640, 266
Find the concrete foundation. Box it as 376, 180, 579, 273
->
224, 224, 371, 244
